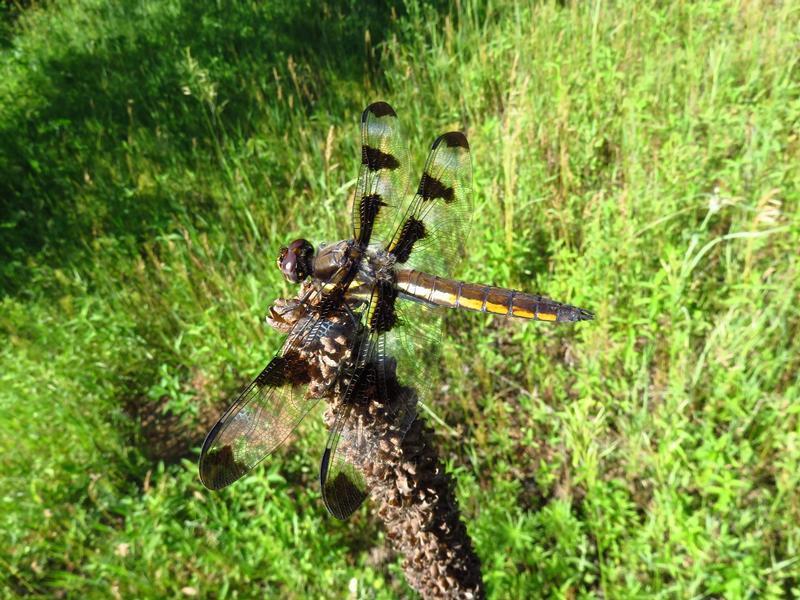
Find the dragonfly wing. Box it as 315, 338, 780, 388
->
199, 282, 360, 490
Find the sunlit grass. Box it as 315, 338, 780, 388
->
1, 0, 798, 597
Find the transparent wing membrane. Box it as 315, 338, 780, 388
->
199, 279, 359, 491
320, 115, 475, 519
319, 293, 376, 519
320, 298, 442, 520
199, 352, 314, 490
388, 131, 473, 278
352, 102, 411, 247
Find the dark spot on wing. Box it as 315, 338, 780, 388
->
358, 194, 386, 245
369, 280, 397, 333
436, 131, 469, 149
256, 354, 309, 387
201, 444, 249, 490
418, 172, 454, 203
326, 472, 367, 519
320, 446, 369, 520
363, 101, 396, 120
391, 217, 426, 263
256, 357, 287, 387
363, 146, 400, 171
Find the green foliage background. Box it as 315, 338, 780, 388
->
1, 0, 798, 597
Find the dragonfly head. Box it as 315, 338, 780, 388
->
278, 239, 315, 284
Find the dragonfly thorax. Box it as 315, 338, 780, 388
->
363, 244, 397, 284
310, 239, 361, 284
306, 239, 396, 302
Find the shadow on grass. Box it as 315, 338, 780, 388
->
0, 0, 403, 294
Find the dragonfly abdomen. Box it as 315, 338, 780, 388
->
395, 270, 593, 322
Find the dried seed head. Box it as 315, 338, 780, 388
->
266, 286, 484, 599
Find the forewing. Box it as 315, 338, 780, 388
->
352, 102, 411, 246
387, 131, 473, 277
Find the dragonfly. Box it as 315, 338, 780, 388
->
198, 101, 593, 519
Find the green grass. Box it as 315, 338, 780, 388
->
1, 0, 799, 597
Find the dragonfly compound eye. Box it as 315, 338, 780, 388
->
278, 239, 314, 283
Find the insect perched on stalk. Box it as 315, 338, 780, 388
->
198, 101, 593, 521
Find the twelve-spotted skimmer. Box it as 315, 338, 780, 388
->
199, 102, 593, 518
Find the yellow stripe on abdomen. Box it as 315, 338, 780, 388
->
511, 305, 534, 319
456, 281, 489, 312
485, 301, 509, 314
457, 296, 484, 311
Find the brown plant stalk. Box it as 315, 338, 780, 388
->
267, 286, 485, 599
